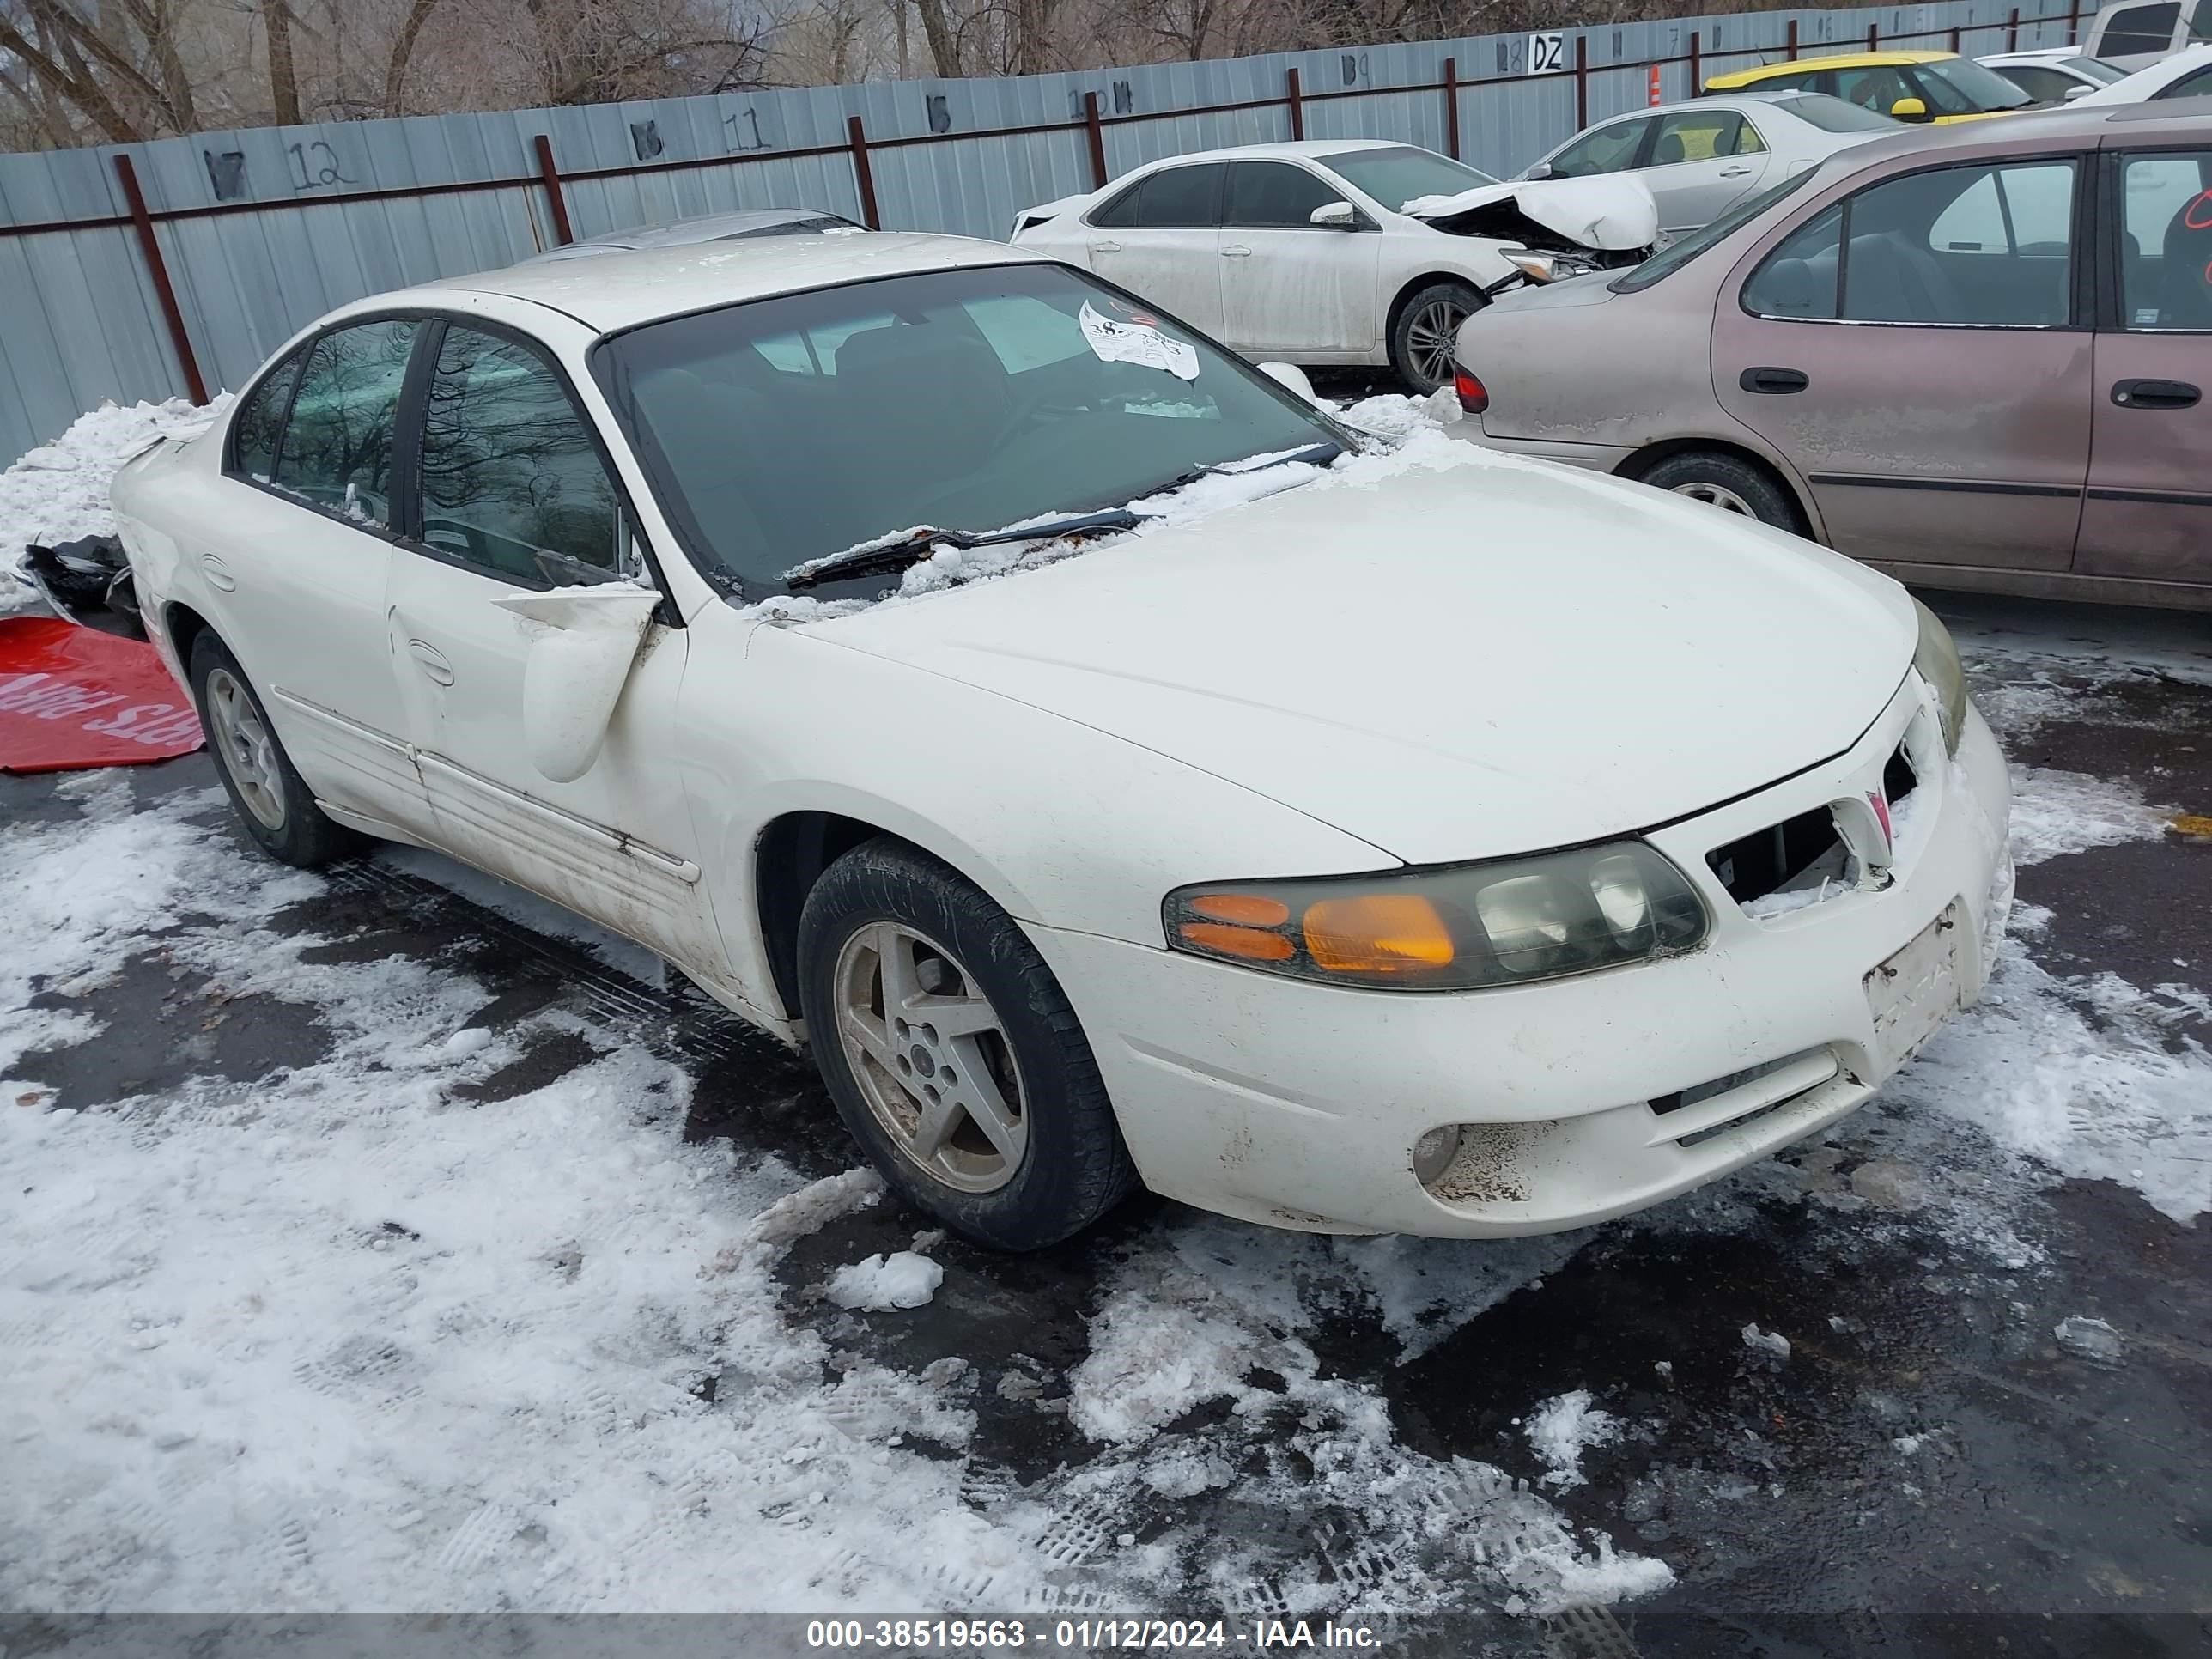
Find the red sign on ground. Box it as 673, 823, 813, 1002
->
0, 616, 204, 774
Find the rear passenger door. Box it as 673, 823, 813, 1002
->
1714, 156, 2092, 571
1643, 108, 1771, 233
385, 319, 722, 973
1218, 160, 1382, 355
1081, 162, 1229, 337
2075, 149, 2212, 587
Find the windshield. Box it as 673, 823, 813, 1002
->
1916, 57, 2036, 111
1318, 145, 1498, 210
592, 262, 1347, 596
2068, 54, 2129, 82
1610, 167, 1824, 293
1778, 93, 1903, 131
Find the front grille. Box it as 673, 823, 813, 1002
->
1707, 739, 1917, 914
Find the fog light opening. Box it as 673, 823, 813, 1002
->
1411, 1125, 1463, 1186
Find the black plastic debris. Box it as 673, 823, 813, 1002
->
16, 535, 146, 641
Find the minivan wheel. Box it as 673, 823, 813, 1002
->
1389, 281, 1484, 395
796, 838, 1139, 1251
1636, 451, 1804, 535
188, 631, 360, 867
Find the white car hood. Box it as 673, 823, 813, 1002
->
807, 450, 1915, 866
1401, 173, 1660, 252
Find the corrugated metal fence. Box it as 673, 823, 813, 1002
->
0, 0, 2084, 459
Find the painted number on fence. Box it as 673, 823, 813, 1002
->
1528, 32, 1568, 73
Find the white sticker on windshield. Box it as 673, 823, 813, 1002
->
1079, 301, 1200, 381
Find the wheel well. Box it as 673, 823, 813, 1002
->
1616, 438, 1814, 537
163, 601, 213, 668
1385, 272, 1486, 344
753, 811, 900, 1019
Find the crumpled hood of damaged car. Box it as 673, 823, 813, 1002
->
806, 451, 1917, 866
1401, 172, 1661, 251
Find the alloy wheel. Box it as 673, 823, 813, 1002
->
1668, 481, 1758, 516
205, 667, 287, 830
831, 921, 1029, 1194
1406, 298, 1471, 391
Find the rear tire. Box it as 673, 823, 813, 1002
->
1389, 281, 1484, 396
797, 837, 1139, 1251
187, 632, 361, 867
1636, 450, 1805, 535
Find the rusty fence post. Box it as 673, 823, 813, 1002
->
846, 114, 881, 229
1443, 56, 1461, 160
1287, 66, 1304, 139
1083, 91, 1108, 189
112, 153, 208, 407
1787, 17, 1800, 57
1690, 30, 1702, 91
532, 134, 574, 246
1574, 34, 1588, 131
1868, 21, 1879, 48
2008, 5, 2021, 48
1949, 24, 1962, 50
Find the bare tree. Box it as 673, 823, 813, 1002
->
382, 0, 441, 115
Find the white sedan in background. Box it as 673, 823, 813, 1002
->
1011, 139, 1657, 392
110, 234, 2008, 1250
2069, 42, 2212, 101
1976, 46, 2130, 101
1516, 92, 1900, 234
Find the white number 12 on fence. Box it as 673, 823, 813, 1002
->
1528, 32, 1567, 74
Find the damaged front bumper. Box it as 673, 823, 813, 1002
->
1024, 679, 2013, 1239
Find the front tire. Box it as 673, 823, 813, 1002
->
1635, 450, 1805, 535
1389, 281, 1483, 396
188, 632, 360, 867
796, 838, 1138, 1251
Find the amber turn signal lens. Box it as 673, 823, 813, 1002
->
1177, 921, 1295, 962
1188, 892, 1292, 927
1304, 894, 1455, 975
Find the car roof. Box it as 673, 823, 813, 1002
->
1120, 137, 1419, 168
1607, 88, 1852, 117
411, 231, 1049, 335
1792, 96, 2212, 166
1978, 46, 2090, 61
1709, 49, 1954, 86
543, 207, 854, 254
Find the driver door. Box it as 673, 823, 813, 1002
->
386, 319, 722, 975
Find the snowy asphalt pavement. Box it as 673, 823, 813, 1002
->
3, 593, 2210, 1658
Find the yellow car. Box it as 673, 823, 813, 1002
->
1704, 51, 2040, 123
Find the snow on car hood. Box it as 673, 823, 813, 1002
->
805, 430, 1917, 866
1402, 173, 1660, 252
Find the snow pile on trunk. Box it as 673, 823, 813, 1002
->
2, 398, 228, 615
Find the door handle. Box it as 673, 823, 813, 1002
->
1739, 366, 1810, 394
1719, 165, 1753, 177
1220, 243, 1253, 258
200, 552, 237, 592
406, 639, 455, 687
1088, 240, 1121, 254
2112, 378, 2199, 409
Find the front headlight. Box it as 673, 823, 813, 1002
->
1164, 842, 1708, 991
1912, 599, 1968, 756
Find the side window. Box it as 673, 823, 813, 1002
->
1651, 110, 1756, 167
271, 319, 417, 528
417, 325, 629, 587
1547, 118, 1650, 178
1134, 163, 1225, 228
1849, 162, 2075, 325
2154, 64, 2212, 98
1742, 204, 1843, 319
1225, 162, 1344, 228
2117, 151, 2212, 327
228, 346, 306, 483
1088, 180, 1143, 228
1990, 64, 2071, 101
2100, 0, 2181, 52
1830, 64, 1916, 116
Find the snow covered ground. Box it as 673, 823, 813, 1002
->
3, 401, 2209, 1635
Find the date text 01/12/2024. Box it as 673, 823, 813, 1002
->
804, 1620, 1386, 1650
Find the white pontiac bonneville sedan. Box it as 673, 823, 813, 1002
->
112, 233, 2012, 1250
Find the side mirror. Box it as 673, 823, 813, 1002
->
1255, 361, 1321, 404
2063, 82, 2092, 100
1523, 161, 1555, 181
1309, 200, 1358, 229
490, 584, 661, 783
1889, 95, 1929, 119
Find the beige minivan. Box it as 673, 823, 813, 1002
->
1456, 103, 2212, 611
